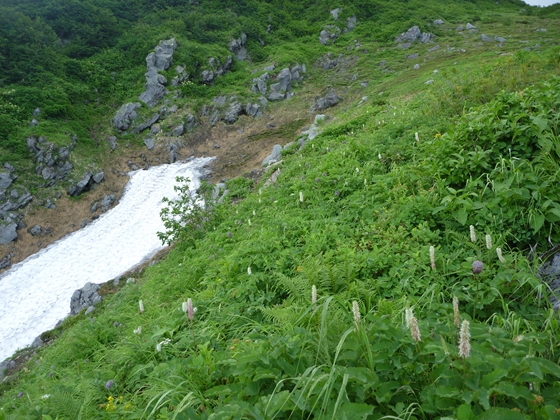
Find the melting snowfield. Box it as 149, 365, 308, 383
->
0, 157, 213, 362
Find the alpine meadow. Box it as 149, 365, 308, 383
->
2, 0, 560, 419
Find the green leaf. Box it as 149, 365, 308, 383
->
530, 116, 549, 133
455, 207, 468, 225
529, 212, 545, 233
529, 357, 560, 378
478, 407, 528, 420
481, 368, 508, 388
457, 403, 475, 420
337, 402, 375, 419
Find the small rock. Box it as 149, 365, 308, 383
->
434, 19, 444, 25
0, 223, 17, 244
90, 202, 98, 213
92, 172, 104, 184
144, 137, 155, 150
101, 194, 116, 212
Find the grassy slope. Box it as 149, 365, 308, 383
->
2, 3, 560, 419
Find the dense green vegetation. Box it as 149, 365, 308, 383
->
2, 0, 560, 418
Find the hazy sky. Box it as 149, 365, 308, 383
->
523, 0, 559, 5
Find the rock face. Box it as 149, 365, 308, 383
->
27, 136, 75, 187
70, 282, 102, 315
298, 114, 327, 148
0, 173, 13, 189
201, 56, 233, 84
113, 103, 141, 131
139, 38, 178, 107
229, 33, 248, 61
312, 90, 342, 111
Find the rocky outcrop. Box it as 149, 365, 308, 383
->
201, 96, 263, 126
139, 38, 178, 107
250, 64, 305, 103
201, 55, 233, 84
262, 144, 283, 167
67, 172, 105, 197
311, 90, 342, 111
171, 65, 188, 87
395, 26, 434, 47
27, 136, 75, 188
101, 194, 116, 212
70, 282, 102, 315
28, 225, 51, 237
298, 114, 327, 148
319, 25, 341, 45
113, 103, 141, 131
229, 33, 248, 61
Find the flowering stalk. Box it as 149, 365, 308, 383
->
429, 246, 435, 270
183, 298, 197, 350
299, 191, 304, 203
405, 307, 413, 328
415, 132, 420, 142
352, 301, 361, 327
453, 296, 460, 329
469, 225, 476, 243
311, 285, 317, 306
496, 247, 506, 263
139, 300, 144, 313
409, 315, 421, 342
459, 320, 471, 358
485, 234, 492, 250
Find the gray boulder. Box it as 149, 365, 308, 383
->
319, 25, 341, 45
229, 33, 248, 61
396, 26, 434, 44
3, 162, 14, 172
70, 282, 102, 315
224, 102, 243, 124
434, 19, 444, 25
144, 137, 155, 150
28, 225, 51, 236
466, 23, 477, 30
185, 114, 197, 131
330, 8, 341, 20
312, 90, 342, 111
132, 113, 160, 134
67, 173, 95, 197
107, 136, 117, 151
346, 16, 357, 32
0, 223, 17, 244
495, 36, 506, 43
262, 144, 283, 167
202, 70, 215, 84
0, 254, 11, 269
481, 34, 493, 42
0, 173, 13, 189
101, 194, 116, 212
92, 172, 104, 184
113, 103, 141, 131
172, 123, 185, 136
268, 91, 285, 101
270, 68, 293, 93
30, 118, 39, 127
169, 150, 180, 164
245, 103, 262, 118
251, 77, 268, 95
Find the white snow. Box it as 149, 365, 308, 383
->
0, 157, 213, 362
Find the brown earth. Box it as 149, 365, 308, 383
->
0, 98, 318, 273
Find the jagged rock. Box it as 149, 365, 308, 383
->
113, 103, 141, 131
90, 202, 98, 213
33, 108, 41, 116
414, 64, 420, 70
319, 25, 341, 45
434, 19, 444, 25
144, 137, 155, 150
132, 113, 160, 134
268, 91, 285, 101
171, 65, 188, 87
209, 110, 221, 126
262, 145, 283, 167
0, 254, 11, 269
101, 194, 116, 212
330, 8, 341, 20
251, 77, 268, 95
92, 172, 104, 184
150, 124, 161, 135
299, 114, 327, 147
456, 25, 464, 31
263, 64, 275, 72
107, 136, 117, 151
495, 36, 506, 43
466, 23, 477, 30
346, 16, 357, 32
67, 173, 93, 197
17, 193, 33, 209
406, 53, 419, 59
185, 114, 196, 131
172, 123, 185, 136
396, 26, 434, 44
17, 220, 26, 230
0, 173, 13, 189
312, 90, 342, 111
169, 150, 180, 164
10, 189, 18, 199
428, 45, 440, 52
0, 223, 17, 244
139, 38, 178, 107
270, 68, 293, 93
3, 163, 14, 172
30, 118, 39, 127
45, 199, 56, 209
317, 53, 340, 70
224, 102, 243, 124
229, 33, 248, 61
202, 70, 214, 84
481, 34, 493, 42
245, 103, 262, 118
28, 225, 51, 237
70, 282, 102, 315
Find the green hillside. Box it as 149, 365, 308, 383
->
2, 0, 560, 418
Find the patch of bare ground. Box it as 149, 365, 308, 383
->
0, 96, 318, 274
